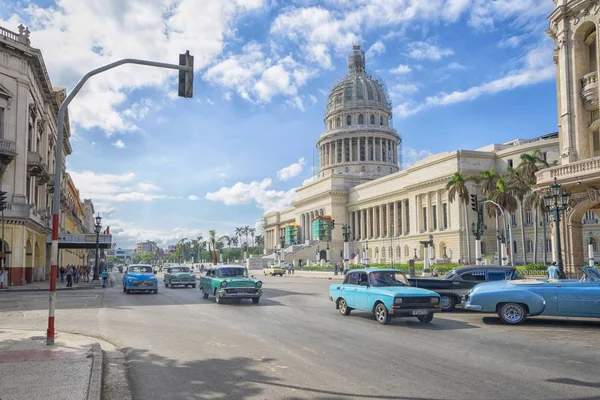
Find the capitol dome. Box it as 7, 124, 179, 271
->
318, 45, 401, 180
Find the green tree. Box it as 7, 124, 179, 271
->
518, 150, 549, 182
208, 230, 218, 265
249, 228, 256, 247
489, 178, 518, 263
525, 189, 547, 264
506, 167, 531, 264
446, 172, 472, 263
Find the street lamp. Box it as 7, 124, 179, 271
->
93, 213, 102, 281
496, 229, 506, 265
588, 231, 595, 267
363, 240, 369, 266
543, 177, 570, 278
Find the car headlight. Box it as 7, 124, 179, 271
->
431, 297, 439, 304
221, 281, 227, 288
394, 297, 403, 305
127, 278, 133, 282
256, 281, 262, 288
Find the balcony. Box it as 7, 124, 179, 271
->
4, 202, 47, 227
27, 151, 51, 184
583, 218, 599, 224
581, 71, 599, 110
0, 139, 17, 176
535, 156, 600, 187
45, 233, 112, 249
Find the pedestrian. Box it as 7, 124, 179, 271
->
59, 266, 65, 283
287, 263, 292, 275
66, 266, 73, 287
74, 267, 80, 284
102, 269, 109, 288
432, 267, 439, 277
547, 261, 560, 280
334, 263, 339, 276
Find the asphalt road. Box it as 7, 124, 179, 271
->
1, 273, 600, 400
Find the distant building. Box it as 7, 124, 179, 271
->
136, 240, 158, 254
82, 199, 95, 233
166, 245, 176, 255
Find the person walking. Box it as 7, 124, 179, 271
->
66, 266, 73, 287
547, 262, 560, 280
334, 263, 339, 276
102, 269, 109, 288
59, 266, 65, 283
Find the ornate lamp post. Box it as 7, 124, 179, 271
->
496, 229, 506, 265
279, 235, 285, 265
363, 240, 369, 267
341, 224, 351, 272
93, 213, 102, 281
543, 177, 570, 278
588, 232, 595, 267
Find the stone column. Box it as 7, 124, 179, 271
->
366, 207, 372, 239
394, 201, 399, 236
426, 192, 432, 232
353, 211, 358, 240
378, 205, 383, 238
361, 209, 366, 239
349, 137, 353, 162
405, 199, 410, 235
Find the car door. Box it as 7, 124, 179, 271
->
455, 270, 486, 296
556, 282, 600, 316
342, 272, 360, 308
353, 272, 370, 310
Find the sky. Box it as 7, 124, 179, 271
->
0, 0, 559, 249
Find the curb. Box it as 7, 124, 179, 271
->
88, 343, 103, 400
2, 285, 104, 292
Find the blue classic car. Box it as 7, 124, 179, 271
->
464, 266, 600, 324
123, 264, 158, 294
329, 268, 441, 325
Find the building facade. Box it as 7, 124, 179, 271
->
136, 240, 158, 255
82, 199, 95, 233
537, 0, 600, 276
0, 25, 92, 286
263, 44, 599, 268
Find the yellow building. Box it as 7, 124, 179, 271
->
58, 173, 88, 268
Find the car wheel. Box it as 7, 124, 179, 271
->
498, 303, 527, 325
252, 297, 260, 304
338, 298, 351, 316
123, 286, 126, 293
192, 284, 196, 289
417, 313, 434, 323
126, 289, 130, 294
184, 285, 188, 288
164, 281, 167, 287
201, 288, 209, 299
374, 302, 390, 325
153, 289, 158, 294
440, 295, 456, 312
215, 294, 223, 304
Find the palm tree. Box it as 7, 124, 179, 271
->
235, 227, 243, 248
194, 235, 203, 263
446, 172, 472, 263
489, 178, 519, 264
249, 228, 256, 247
518, 150, 549, 182
255, 235, 264, 250
231, 237, 239, 248
208, 230, 218, 265
525, 189, 547, 264
243, 226, 251, 246
506, 167, 532, 264
477, 168, 502, 261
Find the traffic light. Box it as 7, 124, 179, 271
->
0, 190, 7, 212
331, 220, 335, 230
470, 194, 478, 212
178, 50, 194, 98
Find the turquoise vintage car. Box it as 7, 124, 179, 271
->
123, 264, 158, 294
463, 266, 600, 324
329, 268, 441, 325
164, 266, 196, 288
199, 265, 262, 304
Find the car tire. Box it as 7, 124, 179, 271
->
192, 284, 196, 289
338, 298, 351, 316
417, 313, 434, 323
153, 289, 158, 294
184, 285, 188, 288
215, 294, 223, 304
374, 302, 391, 325
126, 289, 130, 294
201, 288, 209, 299
252, 297, 260, 304
498, 303, 527, 325
440, 295, 456, 312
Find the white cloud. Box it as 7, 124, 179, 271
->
205, 178, 296, 212
308, 94, 318, 104
69, 171, 169, 202
395, 43, 554, 117
277, 158, 305, 181
402, 147, 433, 168
389, 83, 419, 101
112, 139, 126, 149
366, 40, 385, 57
390, 64, 412, 75
407, 41, 454, 61
445, 62, 467, 70
188, 195, 200, 201
1, 0, 264, 135
498, 35, 524, 48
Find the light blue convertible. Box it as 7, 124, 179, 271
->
329, 268, 441, 325
123, 264, 158, 294
464, 266, 600, 324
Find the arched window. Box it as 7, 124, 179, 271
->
358, 114, 364, 124
380, 116, 384, 126
370, 114, 375, 125
329, 120, 332, 130
346, 115, 352, 126
545, 239, 552, 253
336, 117, 341, 128
586, 27, 597, 73
404, 245, 409, 256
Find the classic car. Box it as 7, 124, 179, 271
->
263, 265, 286, 276
164, 266, 196, 288
329, 268, 441, 325
199, 265, 263, 304
123, 264, 158, 294
409, 265, 517, 312
463, 266, 600, 325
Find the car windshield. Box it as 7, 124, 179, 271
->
443, 270, 457, 280
369, 271, 405, 287
129, 266, 152, 273
216, 268, 247, 278
582, 267, 600, 282
171, 267, 190, 273
511, 270, 524, 280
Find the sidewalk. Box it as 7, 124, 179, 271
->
276, 270, 344, 280
1, 279, 105, 292
0, 329, 104, 400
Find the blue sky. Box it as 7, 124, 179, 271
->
0, 0, 559, 249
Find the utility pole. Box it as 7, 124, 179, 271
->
0, 190, 6, 289
46, 54, 195, 346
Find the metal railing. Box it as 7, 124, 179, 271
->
0, 138, 17, 156
0, 25, 30, 45
536, 156, 600, 183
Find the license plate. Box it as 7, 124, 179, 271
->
412, 310, 428, 316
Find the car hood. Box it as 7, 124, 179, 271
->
170, 272, 194, 277
370, 286, 439, 297
126, 273, 155, 280
222, 277, 260, 287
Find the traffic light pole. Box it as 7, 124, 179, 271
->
46, 56, 194, 346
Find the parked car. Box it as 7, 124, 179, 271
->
408, 265, 518, 311
329, 268, 441, 325
123, 264, 158, 294
263, 265, 286, 276
164, 266, 196, 288
200, 265, 262, 304
463, 266, 600, 324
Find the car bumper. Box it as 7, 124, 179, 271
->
169, 280, 196, 285
126, 286, 157, 291
462, 299, 483, 311
218, 288, 262, 298
389, 307, 441, 316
